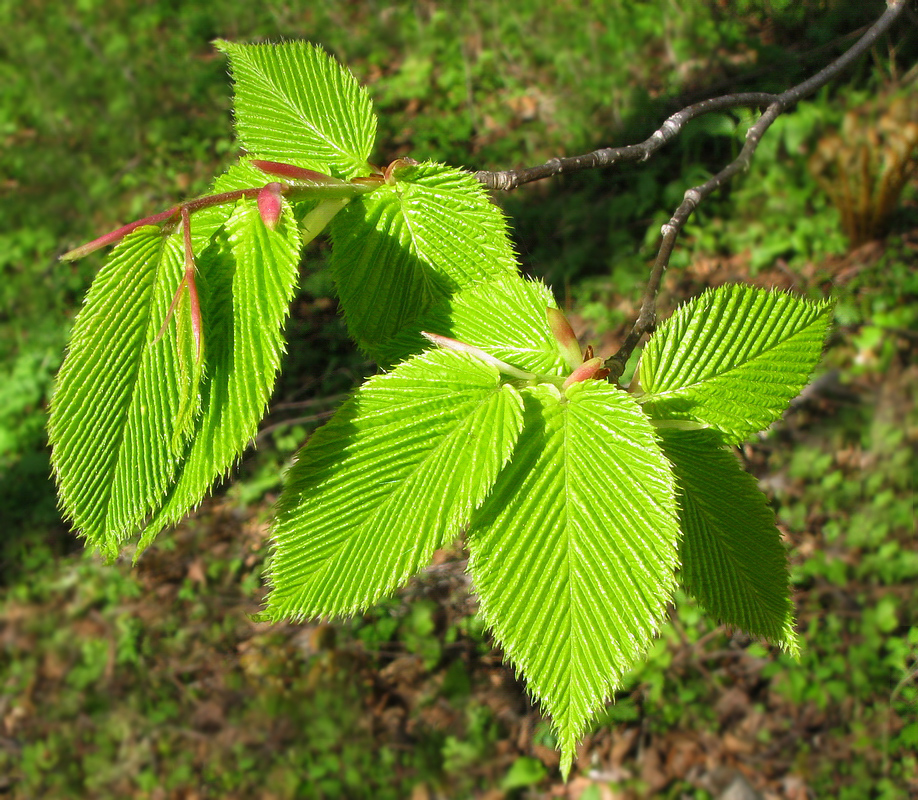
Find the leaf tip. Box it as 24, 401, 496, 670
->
559, 741, 574, 782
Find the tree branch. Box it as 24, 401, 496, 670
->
474, 93, 778, 191
477, 1, 911, 383
603, 0, 909, 382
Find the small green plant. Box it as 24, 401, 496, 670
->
50, 18, 911, 773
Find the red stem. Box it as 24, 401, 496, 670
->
180, 207, 203, 360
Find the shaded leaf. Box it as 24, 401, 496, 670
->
170, 275, 205, 450
660, 427, 799, 654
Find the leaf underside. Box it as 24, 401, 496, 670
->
639, 284, 832, 442
267, 348, 524, 620
660, 427, 799, 654
468, 380, 680, 777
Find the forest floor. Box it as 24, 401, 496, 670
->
2, 242, 916, 800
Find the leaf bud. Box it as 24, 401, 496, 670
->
257, 183, 284, 230
546, 307, 583, 370
562, 357, 609, 389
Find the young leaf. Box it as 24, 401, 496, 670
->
267, 348, 525, 620
383, 275, 571, 375
659, 427, 799, 654
170, 271, 205, 450
139, 197, 302, 552
216, 40, 376, 179
467, 381, 680, 777
49, 228, 188, 558
329, 162, 519, 362
639, 285, 831, 442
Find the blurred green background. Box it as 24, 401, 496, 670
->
1, 1, 916, 797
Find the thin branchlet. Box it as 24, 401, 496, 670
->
475, 1, 909, 383
59, 165, 378, 262
59, 163, 381, 377
474, 93, 778, 192
603, 0, 909, 382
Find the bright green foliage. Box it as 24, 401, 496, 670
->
140, 199, 302, 553
329, 162, 519, 362
267, 348, 524, 619
639, 284, 832, 442
216, 39, 376, 179
393, 275, 571, 376
50, 40, 834, 777
468, 381, 680, 775
49, 228, 187, 556
660, 427, 799, 653
50, 195, 303, 560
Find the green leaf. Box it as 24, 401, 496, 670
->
267, 348, 525, 620
216, 40, 376, 179
659, 427, 799, 654
639, 285, 831, 442
502, 756, 548, 790
384, 275, 570, 376
49, 228, 187, 558
52, 155, 325, 558
140, 197, 302, 551
329, 162, 519, 362
468, 381, 679, 777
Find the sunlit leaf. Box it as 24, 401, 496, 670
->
216, 40, 376, 179
468, 381, 679, 777
639, 285, 831, 441
49, 228, 187, 558
140, 197, 301, 551
329, 162, 518, 362
267, 348, 524, 620
385, 275, 571, 376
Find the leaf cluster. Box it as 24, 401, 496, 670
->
49, 41, 831, 774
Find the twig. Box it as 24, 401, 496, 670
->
255, 410, 337, 443
474, 93, 777, 192
268, 393, 349, 413
602, 0, 910, 382
477, 1, 910, 383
